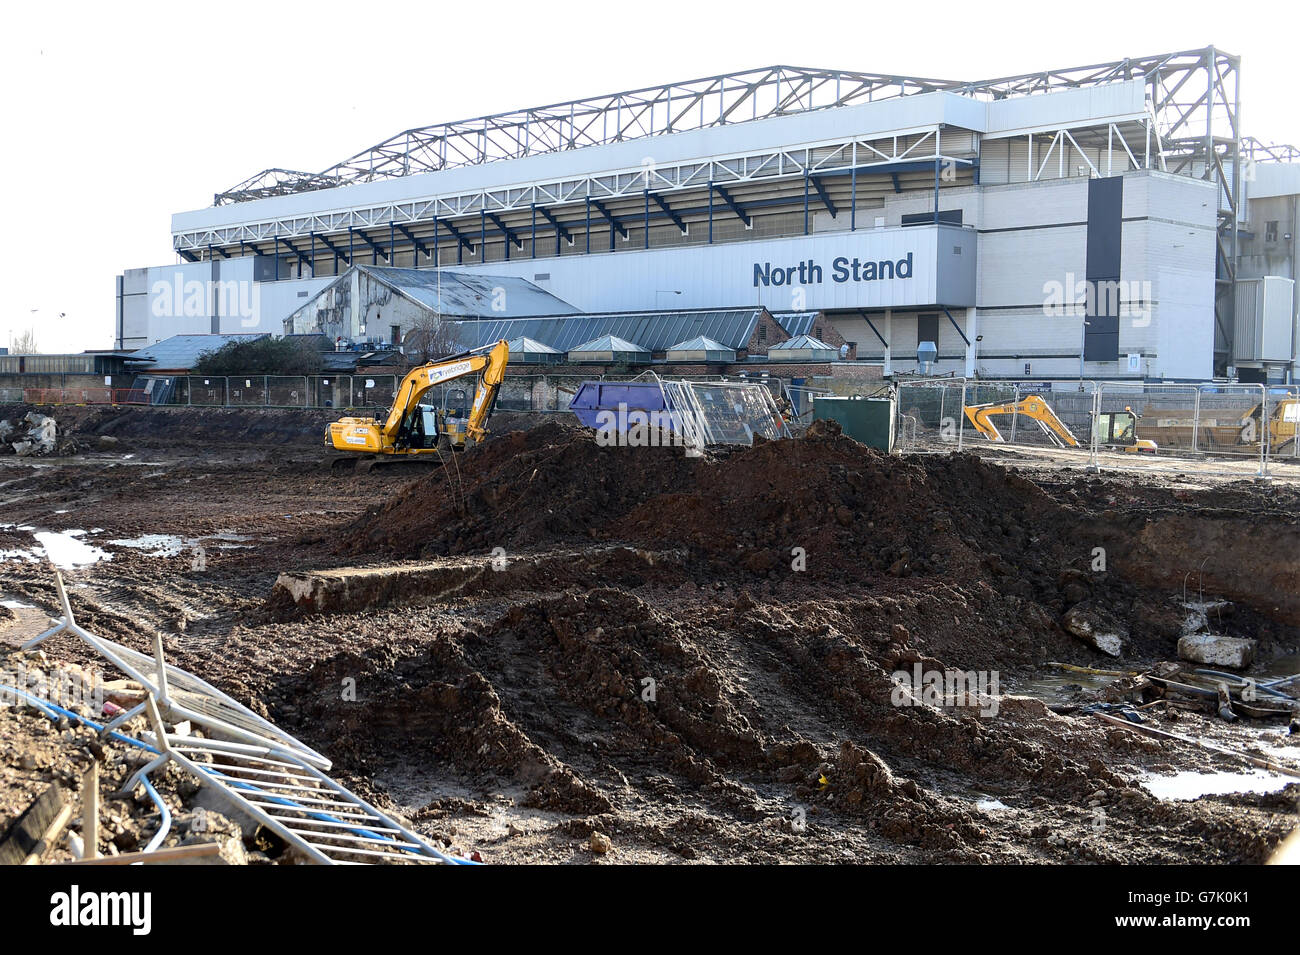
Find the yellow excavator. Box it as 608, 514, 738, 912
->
1240, 397, 1300, 454
326, 339, 509, 470
964, 394, 1157, 453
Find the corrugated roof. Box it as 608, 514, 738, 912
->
507, 336, 561, 354
667, 335, 734, 352
570, 334, 649, 355
770, 311, 823, 337
773, 334, 835, 351
448, 307, 768, 352
128, 334, 268, 370
363, 266, 579, 318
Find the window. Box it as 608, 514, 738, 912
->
1266, 220, 1279, 242
917, 314, 939, 347
901, 210, 963, 227
390, 324, 401, 345
758, 324, 767, 343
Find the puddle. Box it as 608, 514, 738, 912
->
1140, 769, 1295, 801
107, 531, 257, 556
33, 530, 109, 569
1, 526, 112, 568
206, 531, 255, 549
109, 534, 187, 557
1255, 654, 1300, 685
1009, 669, 1124, 705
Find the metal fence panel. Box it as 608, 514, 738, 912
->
227, 376, 269, 407
183, 376, 226, 407
267, 376, 310, 408
895, 379, 968, 452
1264, 385, 1300, 471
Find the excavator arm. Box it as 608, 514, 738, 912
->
379, 339, 509, 442
327, 340, 509, 456
963, 395, 1079, 448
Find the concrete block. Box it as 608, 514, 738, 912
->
1176, 633, 1256, 669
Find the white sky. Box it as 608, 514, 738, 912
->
2, 0, 1296, 353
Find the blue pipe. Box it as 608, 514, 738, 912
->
1191, 669, 1295, 701
0, 683, 472, 865
140, 777, 172, 855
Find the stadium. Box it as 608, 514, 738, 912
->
117, 46, 1299, 384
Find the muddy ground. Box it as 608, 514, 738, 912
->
1, 402, 1298, 864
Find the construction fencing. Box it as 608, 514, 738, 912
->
896, 378, 1300, 479
21, 373, 759, 413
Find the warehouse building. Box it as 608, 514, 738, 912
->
119, 47, 1300, 383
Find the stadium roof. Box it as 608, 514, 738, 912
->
213, 49, 1255, 206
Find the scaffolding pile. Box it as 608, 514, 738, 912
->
11, 571, 465, 865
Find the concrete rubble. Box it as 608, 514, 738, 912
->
2, 412, 58, 456
1177, 633, 1257, 669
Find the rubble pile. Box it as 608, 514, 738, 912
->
0, 413, 58, 457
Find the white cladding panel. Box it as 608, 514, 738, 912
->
117, 260, 325, 347
415, 225, 974, 312
984, 80, 1145, 137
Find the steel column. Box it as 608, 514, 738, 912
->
850, 164, 857, 231
707, 181, 713, 244
803, 172, 809, 235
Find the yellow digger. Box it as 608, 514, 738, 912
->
964, 394, 1157, 453
1240, 397, 1300, 454
326, 339, 509, 470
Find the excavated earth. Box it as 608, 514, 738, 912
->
2, 404, 1299, 864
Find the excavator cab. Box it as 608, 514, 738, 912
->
442, 388, 470, 450
1095, 411, 1138, 447
1094, 406, 1158, 453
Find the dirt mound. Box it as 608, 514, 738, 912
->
344, 421, 1056, 571
1, 404, 347, 450
342, 421, 700, 554
339, 422, 1300, 643
340, 423, 1156, 638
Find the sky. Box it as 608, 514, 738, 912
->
3, 0, 1297, 354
